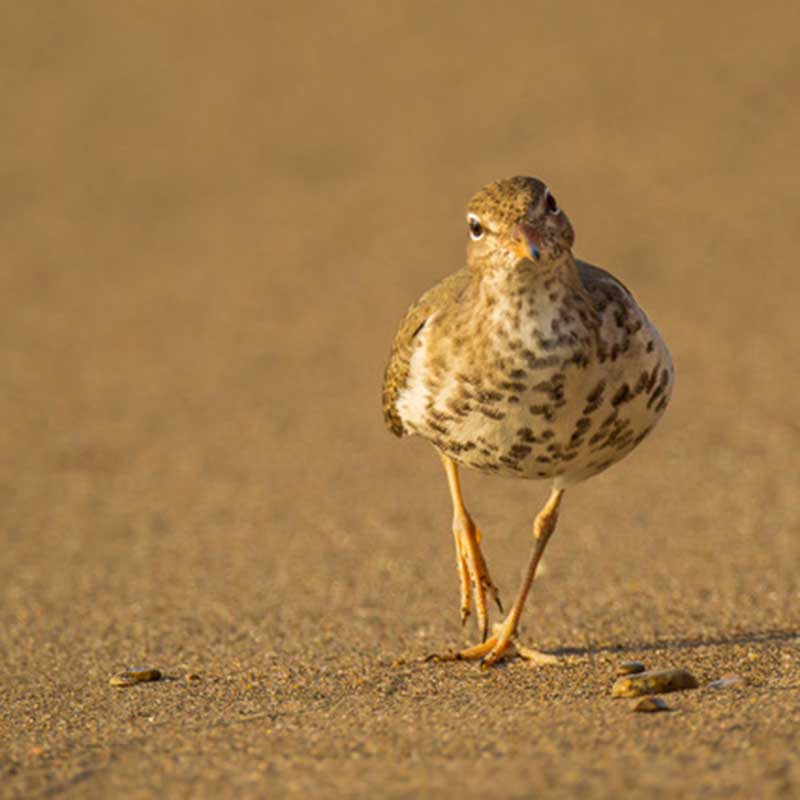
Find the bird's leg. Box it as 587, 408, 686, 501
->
439, 454, 503, 641
439, 486, 564, 667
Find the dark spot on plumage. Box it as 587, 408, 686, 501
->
457, 372, 481, 386
614, 433, 635, 451
600, 410, 619, 429
445, 440, 476, 454
634, 371, 649, 395
447, 398, 471, 417
660, 368, 670, 386
586, 380, 606, 405
477, 390, 504, 403
574, 416, 592, 433
647, 385, 664, 410
517, 426, 551, 445
647, 362, 661, 392
500, 380, 527, 392
523, 352, 561, 369
529, 404, 555, 421
428, 420, 449, 435
562, 351, 591, 369
531, 374, 565, 400
646, 340, 655, 353
536, 455, 551, 464
509, 444, 532, 459
557, 308, 574, 325
533, 331, 562, 352
561, 451, 578, 461
611, 384, 632, 406
568, 432, 585, 449
509, 368, 527, 379
655, 395, 668, 413
411, 319, 427, 339
508, 395, 520, 404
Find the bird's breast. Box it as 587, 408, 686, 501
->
397, 286, 673, 485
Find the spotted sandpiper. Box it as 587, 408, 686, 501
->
382, 176, 674, 666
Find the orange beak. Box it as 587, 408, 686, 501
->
511, 222, 542, 261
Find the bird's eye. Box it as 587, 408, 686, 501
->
468, 215, 484, 240
545, 189, 559, 215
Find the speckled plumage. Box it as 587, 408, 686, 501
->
381, 176, 674, 665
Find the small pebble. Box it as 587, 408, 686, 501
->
707, 673, 742, 689
632, 695, 671, 713
612, 668, 698, 698
616, 660, 646, 676
109, 667, 162, 687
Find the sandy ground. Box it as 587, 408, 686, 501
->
2, 2, 800, 797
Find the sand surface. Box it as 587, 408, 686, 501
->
2, 2, 799, 797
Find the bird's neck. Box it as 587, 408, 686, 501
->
474, 251, 583, 307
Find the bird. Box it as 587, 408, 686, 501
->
382, 176, 674, 667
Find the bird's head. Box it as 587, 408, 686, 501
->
465, 176, 575, 271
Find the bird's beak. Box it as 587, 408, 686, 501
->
511, 222, 541, 262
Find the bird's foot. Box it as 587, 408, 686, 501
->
429, 622, 562, 669
453, 518, 503, 641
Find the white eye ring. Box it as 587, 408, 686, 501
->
544, 188, 560, 215
467, 213, 485, 240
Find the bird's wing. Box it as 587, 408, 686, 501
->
382, 267, 471, 437
575, 258, 634, 302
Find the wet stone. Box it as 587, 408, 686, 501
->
632, 695, 671, 713
616, 660, 646, 676
612, 668, 698, 698
109, 666, 162, 687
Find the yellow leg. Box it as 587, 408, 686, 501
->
437, 486, 564, 667
440, 453, 503, 641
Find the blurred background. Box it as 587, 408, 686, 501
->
2, 1, 799, 794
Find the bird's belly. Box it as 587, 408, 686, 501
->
422, 335, 674, 486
